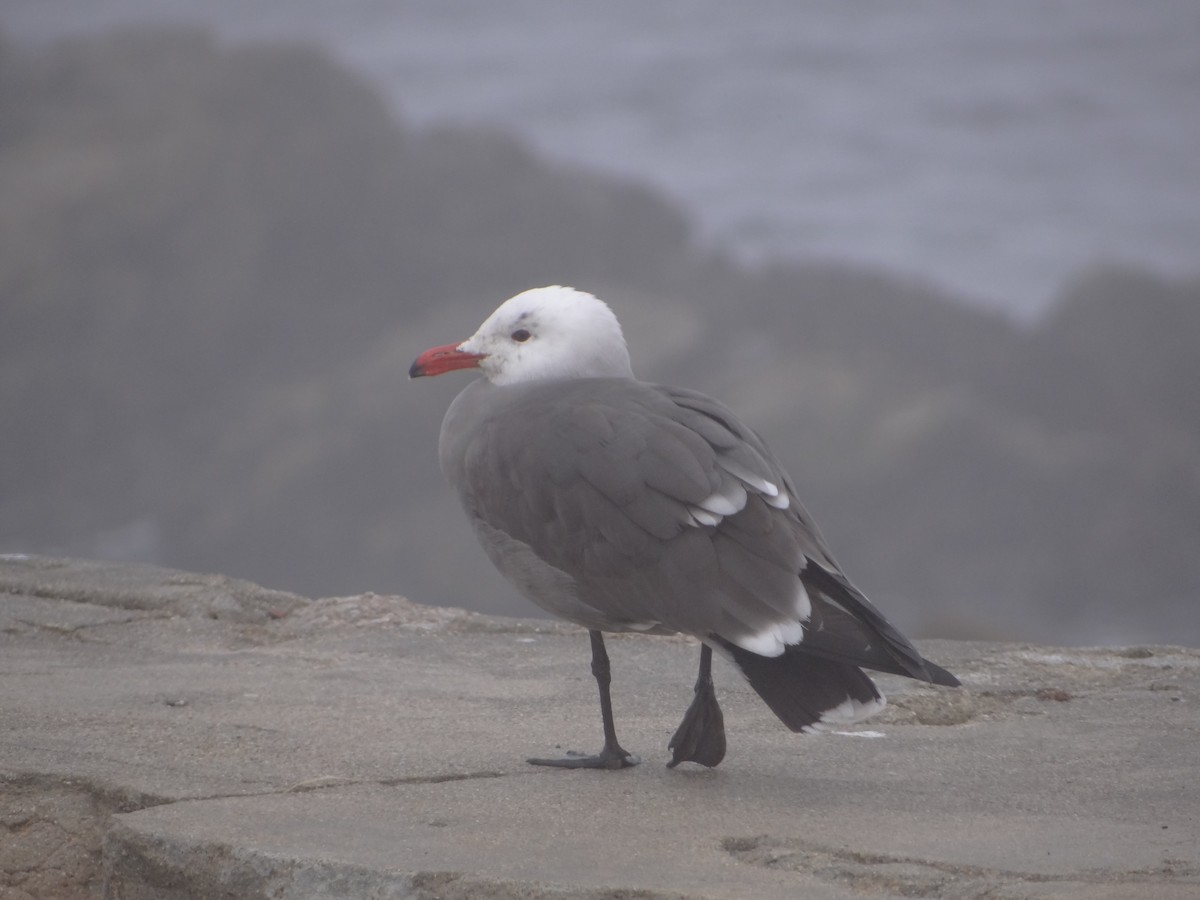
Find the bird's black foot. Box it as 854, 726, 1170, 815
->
528, 631, 641, 771
668, 648, 727, 768
527, 745, 641, 770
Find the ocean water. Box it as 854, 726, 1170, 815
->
5, 0, 1199, 318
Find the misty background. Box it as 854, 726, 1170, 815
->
2, 3, 1198, 645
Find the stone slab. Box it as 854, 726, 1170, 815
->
2, 556, 1198, 899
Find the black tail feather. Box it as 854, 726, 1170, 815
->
717, 638, 883, 733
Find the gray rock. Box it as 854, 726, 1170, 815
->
2, 556, 1197, 899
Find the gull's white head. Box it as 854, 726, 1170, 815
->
411, 286, 634, 385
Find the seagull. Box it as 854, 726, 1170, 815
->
410, 285, 959, 769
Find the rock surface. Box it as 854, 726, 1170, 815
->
1, 555, 1198, 899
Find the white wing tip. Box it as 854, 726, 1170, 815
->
733, 619, 806, 657
715, 458, 790, 509
687, 507, 722, 527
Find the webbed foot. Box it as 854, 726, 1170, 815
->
667, 645, 727, 768
528, 746, 641, 770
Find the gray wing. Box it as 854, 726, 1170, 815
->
442, 376, 941, 681
667, 387, 949, 682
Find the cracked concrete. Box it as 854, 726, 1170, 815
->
2, 555, 1198, 899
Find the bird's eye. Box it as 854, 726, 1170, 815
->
511, 329, 532, 343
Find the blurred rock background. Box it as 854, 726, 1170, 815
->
1, 28, 1197, 644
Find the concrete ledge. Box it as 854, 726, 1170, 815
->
2, 555, 1198, 899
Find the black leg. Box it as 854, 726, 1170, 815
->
667, 643, 727, 768
528, 630, 640, 770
